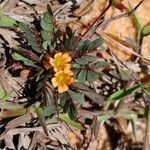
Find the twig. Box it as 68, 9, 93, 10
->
81, 2, 111, 39
96, 0, 144, 31
83, 0, 144, 39
143, 106, 150, 150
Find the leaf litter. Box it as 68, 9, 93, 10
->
0, 0, 150, 150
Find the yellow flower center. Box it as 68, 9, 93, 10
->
57, 74, 65, 82
54, 58, 62, 67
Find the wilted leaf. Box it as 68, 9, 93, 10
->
0, 109, 27, 119
109, 69, 132, 81
66, 26, 73, 38
0, 101, 24, 110
5, 112, 31, 130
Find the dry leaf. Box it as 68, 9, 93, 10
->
67, 131, 81, 148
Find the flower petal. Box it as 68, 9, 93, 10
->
62, 53, 72, 62
54, 52, 62, 58
64, 64, 71, 70
55, 70, 63, 76
69, 77, 75, 84
54, 67, 58, 72
51, 78, 58, 87
64, 67, 73, 76
49, 58, 54, 66
58, 84, 68, 93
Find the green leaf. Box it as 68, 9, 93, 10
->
128, 2, 144, 30
68, 90, 85, 104
15, 48, 40, 62
19, 23, 41, 53
77, 69, 87, 82
98, 115, 111, 121
77, 38, 103, 55
59, 92, 70, 107
64, 37, 79, 51
82, 55, 96, 62
89, 37, 104, 51
59, 93, 77, 120
42, 90, 55, 117
41, 30, 51, 41
12, 52, 38, 67
75, 55, 96, 65
34, 103, 49, 136
105, 84, 140, 109
68, 104, 77, 120
40, 11, 53, 51
108, 84, 139, 101
40, 12, 53, 31
42, 41, 51, 50
142, 24, 150, 36
0, 81, 6, 99
87, 70, 99, 82
73, 82, 91, 91
72, 63, 81, 69
60, 114, 84, 129
75, 58, 89, 65
77, 40, 91, 54
92, 61, 109, 69
0, 15, 18, 27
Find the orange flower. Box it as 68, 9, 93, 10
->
51, 68, 74, 93
49, 52, 72, 72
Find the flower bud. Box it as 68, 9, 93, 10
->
110, 0, 127, 12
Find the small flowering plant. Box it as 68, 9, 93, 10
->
10, 5, 106, 120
